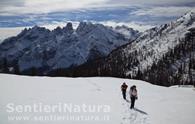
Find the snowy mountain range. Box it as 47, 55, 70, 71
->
0, 11, 195, 86
58, 11, 195, 86
0, 22, 139, 74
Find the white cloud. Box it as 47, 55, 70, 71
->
132, 6, 195, 17
0, 0, 110, 15
0, 27, 24, 42
1, 0, 194, 15
98, 21, 153, 32
110, 0, 195, 5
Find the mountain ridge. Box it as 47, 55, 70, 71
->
0, 22, 139, 74
49, 11, 195, 86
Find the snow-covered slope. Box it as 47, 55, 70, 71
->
0, 74, 195, 124
0, 22, 139, 74
123, 11, 195, 76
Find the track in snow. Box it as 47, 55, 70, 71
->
120, 97, 150, 124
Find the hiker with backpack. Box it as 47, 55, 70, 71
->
121, 82, 128, 100
129, 85, 138, 109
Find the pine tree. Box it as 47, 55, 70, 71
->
31, 67, 37, 76
14, 62, 20, 74
3, 58, 9, 73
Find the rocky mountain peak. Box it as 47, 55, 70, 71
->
62, 22, 74, 34
76, 22, 95, 35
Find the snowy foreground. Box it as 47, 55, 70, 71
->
0, 74, 195, 124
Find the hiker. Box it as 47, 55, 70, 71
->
121, 82, 128, 100
129, 85, 138, 109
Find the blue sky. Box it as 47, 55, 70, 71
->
0, 0, 194, 33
